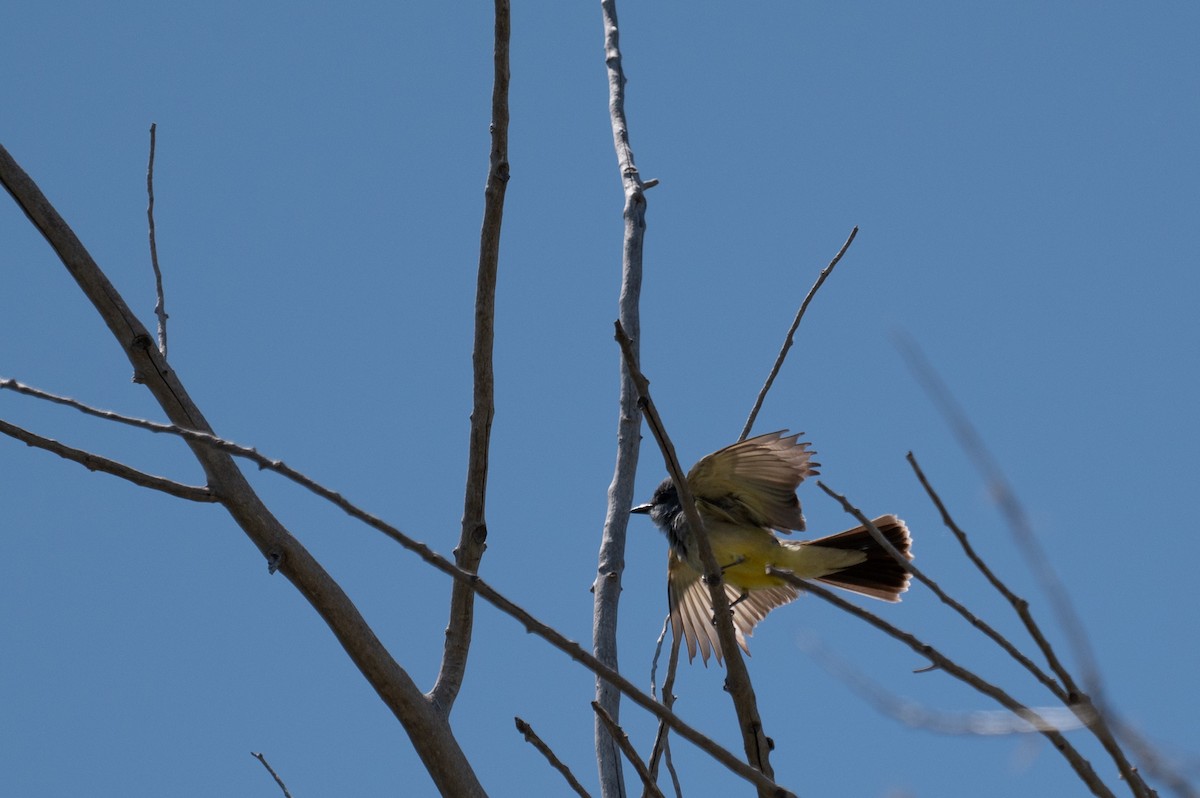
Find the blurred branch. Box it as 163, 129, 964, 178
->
251, 752, 294, 798
769, 568, 1116, 798
0, 413, 214, 502
515, 717, 593, 798
0, 375, 787, 796
615, 321, 784, 797
593, 702, 665, 798
144, 123, 168, 358
902, 451, 1156, 796
799, 633, 1090, 735
739, 226, 857, 441
895, 332, 1101, 688
594, 1, 649, 795
429, 0, 509, 717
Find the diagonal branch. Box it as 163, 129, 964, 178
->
0, 376, 793, 796
902, 452, 1155, 797
816, 478, 1066, 701
0, 415, 214, 502
593, 702, 665, 798
769, 569, 1117, 798
429, 0, 509, 717
0, 141, 487, 797
739, 226, 857, 441
614, 322, 780, 795
515, 717, 593, 798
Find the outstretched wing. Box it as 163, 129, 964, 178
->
686, 430, 819, 533
667, 554, 799, 665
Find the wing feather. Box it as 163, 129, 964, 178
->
686, 430, 819, 533
668, 554, 799, 665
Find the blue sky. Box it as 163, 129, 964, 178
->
3, 3, 1198, 796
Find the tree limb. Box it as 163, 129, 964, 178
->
770, 569, 1116, 798
0, 375, 791, 796
615, 322, 781, 795
0, 414, 214, 502
593, 702, 665, 798
0, 141, 487, 798
594, 1, 649, 796
515, 717, 593, 798
429, 0, 510, 717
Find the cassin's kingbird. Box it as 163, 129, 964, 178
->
632, 430, 913, 664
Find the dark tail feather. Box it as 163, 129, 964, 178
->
808, 515, 913, 602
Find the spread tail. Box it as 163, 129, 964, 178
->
805, 514, 913, 601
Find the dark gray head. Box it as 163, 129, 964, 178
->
631, 478, 690, 558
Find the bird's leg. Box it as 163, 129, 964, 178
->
719, 555, 746, 573
701, 555, 744, 586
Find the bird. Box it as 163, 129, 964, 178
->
632, 430, 913, 664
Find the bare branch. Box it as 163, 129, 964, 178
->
145, 123, 168, 358
739, 226, 857, 441
800, 634, 1090, 735
614, 322, 781, 795
646, 610, 683, 798
594, 1, 650, 795
0, 375, 789, 795
817, 478, 1067, 701
769, 569, 1117, 798
251, 752, 294, 798
429, 0, 510, 717
902, 452, 1157, 797
515, 717, 593, 798
0, 142, 487, 797
0, 415, 214, 502
895, 333, 1102, 689
593, 702, 665, 798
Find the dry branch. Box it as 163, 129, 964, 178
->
0, 377, 789, 795
614, 322, 782, 795
429, 0, 510, 717
594, 1, 650, 795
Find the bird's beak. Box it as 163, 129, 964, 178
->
630, 503, 652, 515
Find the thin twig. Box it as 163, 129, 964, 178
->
515, 717, 593, 798
816, 479, 1066, 701
251, 752, 294, 798
595, 1, 650, 795
614, 321, 781, 794
593, 702, 666, 798
646, 607, 683, 798
0, 417, 214, 502
0, 377, 789, 796
769, 569, 1117, 798
146, 123, 168, 358
739, 226, 857, 441
429, 0, 509, 718
901, 450, 1155, 797
894, 333, 1101, 690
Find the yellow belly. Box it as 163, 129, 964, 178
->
705, 522, 867, 590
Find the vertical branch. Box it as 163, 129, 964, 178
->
429, 0, 510, 715
145, 123, 169, 358
594, 1, 648, 796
